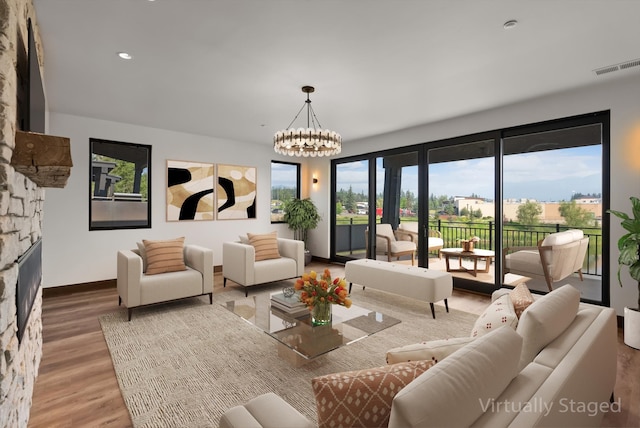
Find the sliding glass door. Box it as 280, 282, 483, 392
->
426, 137, 497, 290
331, 111, 609, 305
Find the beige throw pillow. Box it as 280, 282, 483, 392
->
312, 360, 436, 428
470, 293, 518, 338
510, 282, 535, 318
142, 237, 187, 275
515, 284, 580, 371
389, 327, 523, 428
247, 231, 280, 261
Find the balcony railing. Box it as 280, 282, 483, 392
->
335, 218, 603, 276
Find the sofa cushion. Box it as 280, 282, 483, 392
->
312, 360, 436, 428
515, 284, 580, 371
247, 231, 281, 261
142, 237, 187, 275
470, 294, 518, 338
389, 326, 523, 428
386, 336, 475, 364
510, 283, 535, 318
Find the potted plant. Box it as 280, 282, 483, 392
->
608, 196, 640, 349
283, 198, 321, 265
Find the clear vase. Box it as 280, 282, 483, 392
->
311, 301, 332, 326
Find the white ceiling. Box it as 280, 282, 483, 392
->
33, 0, 640, 146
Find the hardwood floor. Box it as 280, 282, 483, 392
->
28, 262, 639, 427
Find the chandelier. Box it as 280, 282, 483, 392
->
273, 86, 342, 157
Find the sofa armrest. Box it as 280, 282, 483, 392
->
184, 244, 214, 294
117, 250, 143, 308
386, 336, 475, 364
277, 238, 305, 276
222, 242, 255, 286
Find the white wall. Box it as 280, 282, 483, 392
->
310, 72, 640, 315
43, 113, 293, 287
44, 72, 640, 315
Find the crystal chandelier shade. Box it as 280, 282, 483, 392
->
273, 86, 342, 157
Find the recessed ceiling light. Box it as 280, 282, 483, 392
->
503, 20, 518, 29
117, 52, 133, 60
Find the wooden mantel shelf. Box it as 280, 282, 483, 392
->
11, 130, 73, 188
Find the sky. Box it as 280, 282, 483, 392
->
334, 145, 601, 202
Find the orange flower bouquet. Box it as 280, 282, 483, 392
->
294, 269, 352, 325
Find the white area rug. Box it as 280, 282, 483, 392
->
99, 282, 478, 427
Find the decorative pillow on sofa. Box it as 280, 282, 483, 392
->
142, 237, 187, 275
136, 241, 148, 272
312, 359, 436, 428
470, 293, 518, 338
510, 282, 535, 318
389, 327, 523, 428
515, 284, 580, 371
386, 336, 475, 364
247, 231, 281, 261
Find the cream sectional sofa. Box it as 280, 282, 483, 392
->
220, 284, 617, 428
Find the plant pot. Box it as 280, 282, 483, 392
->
624, 307, 640, 350
304, 250, 312, 265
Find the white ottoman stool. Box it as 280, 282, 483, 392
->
345, 259, 453, 319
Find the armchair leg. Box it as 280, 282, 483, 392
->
209, 293, 213, 304
444, 298, 449, 313
245, 288, 249, 297
127, 308, 133, 322
223, 277, 227, 288
118, 296, 121, 306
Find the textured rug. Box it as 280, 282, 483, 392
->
99, 282, 478, 427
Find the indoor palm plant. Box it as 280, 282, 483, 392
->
283, 198, 321, 265
608, 196, 640, 349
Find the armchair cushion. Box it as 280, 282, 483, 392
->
142, 237, 187, 275
312, 360, 436, 428
247, 231, 281, 261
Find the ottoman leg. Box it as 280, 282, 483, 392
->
444, 298, 449, 313
430, 302, 436, 319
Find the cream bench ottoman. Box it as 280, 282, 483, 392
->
345, 259, 453, 319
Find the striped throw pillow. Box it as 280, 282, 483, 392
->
247, 231, 281, 261
142, 237, 187, 275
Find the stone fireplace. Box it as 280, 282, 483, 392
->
0, 1, 69, 426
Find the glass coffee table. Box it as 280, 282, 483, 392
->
223, 292, 400, 366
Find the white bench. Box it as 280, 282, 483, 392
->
345, 259, 453, 319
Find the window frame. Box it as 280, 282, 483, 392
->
270, 160, 301, 223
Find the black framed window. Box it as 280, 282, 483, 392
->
271, 161, 300, 223
90, 138, 151, 230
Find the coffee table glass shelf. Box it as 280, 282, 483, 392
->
223, 292, 400, 366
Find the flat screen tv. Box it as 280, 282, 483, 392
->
24, 18, 45, 134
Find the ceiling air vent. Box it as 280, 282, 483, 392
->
594, 58, 640, 76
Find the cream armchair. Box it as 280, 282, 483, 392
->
397, 222, 444, 257
222, 236, 304, 296
117, 244, 214, 321
366, 223, 417, 265
503, 229, 589, 292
